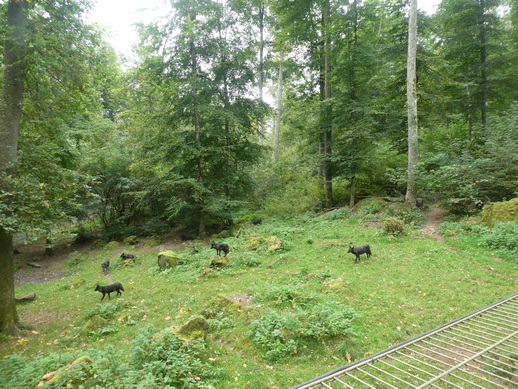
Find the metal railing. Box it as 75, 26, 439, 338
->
290, 292, 518, 388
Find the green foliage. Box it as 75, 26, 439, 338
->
383, 217, 405, 236
322, 208, 351, 220
0, 328, 219, 389
0, 352, 75, 389
482, 222, 518, 262
84, 302, 123, 321
251, 303, 357, 361
128, 327, 219, 387
251, 312, 299, 361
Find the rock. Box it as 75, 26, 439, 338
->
15, 293, 36, 303
179, 316, 209, 340
123, 235, 139, 245
482, 198, 518, 226
78, 315, 109, 336
105, 241, 119, 250
210, 255, 230, 268
36, 356, 93, 387
157, 251, 180, 268
266, 236, 283, 251
204, 294, 249, 319
247, 234, 262, 250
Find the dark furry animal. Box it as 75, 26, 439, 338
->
252, 218, 262, 225
211, 243, 229, 256
120, 252, 135, 260
416, 200, 424, 208
101, 260, 110, 275
95, 282, 124, 301
347, 244, 372, 264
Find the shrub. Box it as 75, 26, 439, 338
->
482, 222, 518, 262
250, 303, 357, 361
383, 217, 405, 236
251, 312, 300, 361
129, 327, 219, 387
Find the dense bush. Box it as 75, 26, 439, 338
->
0, 326, 219, 389
383, 217, 405, 236
251, 303, 357, 361
482, 222, 518, 262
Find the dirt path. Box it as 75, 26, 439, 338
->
419, 203, 450, 243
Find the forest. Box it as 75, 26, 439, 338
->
0, 0, 517, 387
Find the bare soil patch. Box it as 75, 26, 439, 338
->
419, 203, 450, 243
14, 238, 78, 287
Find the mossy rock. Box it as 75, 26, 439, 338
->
41, 356, 93, 386
121, 258, 135, 267
104, 241, 119, 250
158, 251, 180, 268
247, 234, 262, 250
211, 255, 230, 268
123, 235, 139, 245
79, 315, 109, 336
266, 236, 283, 251
179, 315, 209, 340
481, 198, 518, 227
204, 294, 248, 318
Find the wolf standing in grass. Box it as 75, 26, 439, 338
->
95, 282, 124, 301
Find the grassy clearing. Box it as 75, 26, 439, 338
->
1, 212, 516, 388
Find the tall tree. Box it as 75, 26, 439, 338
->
132, 0, 265, 232
405, 0, 418, 205
435, 0, 501, 140
0, 0, 28, 335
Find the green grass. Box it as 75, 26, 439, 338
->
1, 215, 516, 388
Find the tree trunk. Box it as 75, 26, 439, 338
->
322, 0, 333, 209
272, 52, 283, 160
477, 0, 488, 132
0, 0, 28, 336
189, 11, 205, 235
405, 0, 418, 206
349, 176, 356, 208
258, 2, 265, 145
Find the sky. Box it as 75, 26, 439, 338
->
86, 0, 441, 62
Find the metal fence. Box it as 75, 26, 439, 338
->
290, 292, 518, 388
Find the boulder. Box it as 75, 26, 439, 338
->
158, 251, 180, 268
247, 234, 262, 250
266, 236, 283, 251
37, 356, 93, 387
179, 316, 209, 340
210, 255, 230, 268
123, 235, 139, 245
204, 293, 250, 319
78, 315, 108, 337
482, 198, 518, 226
